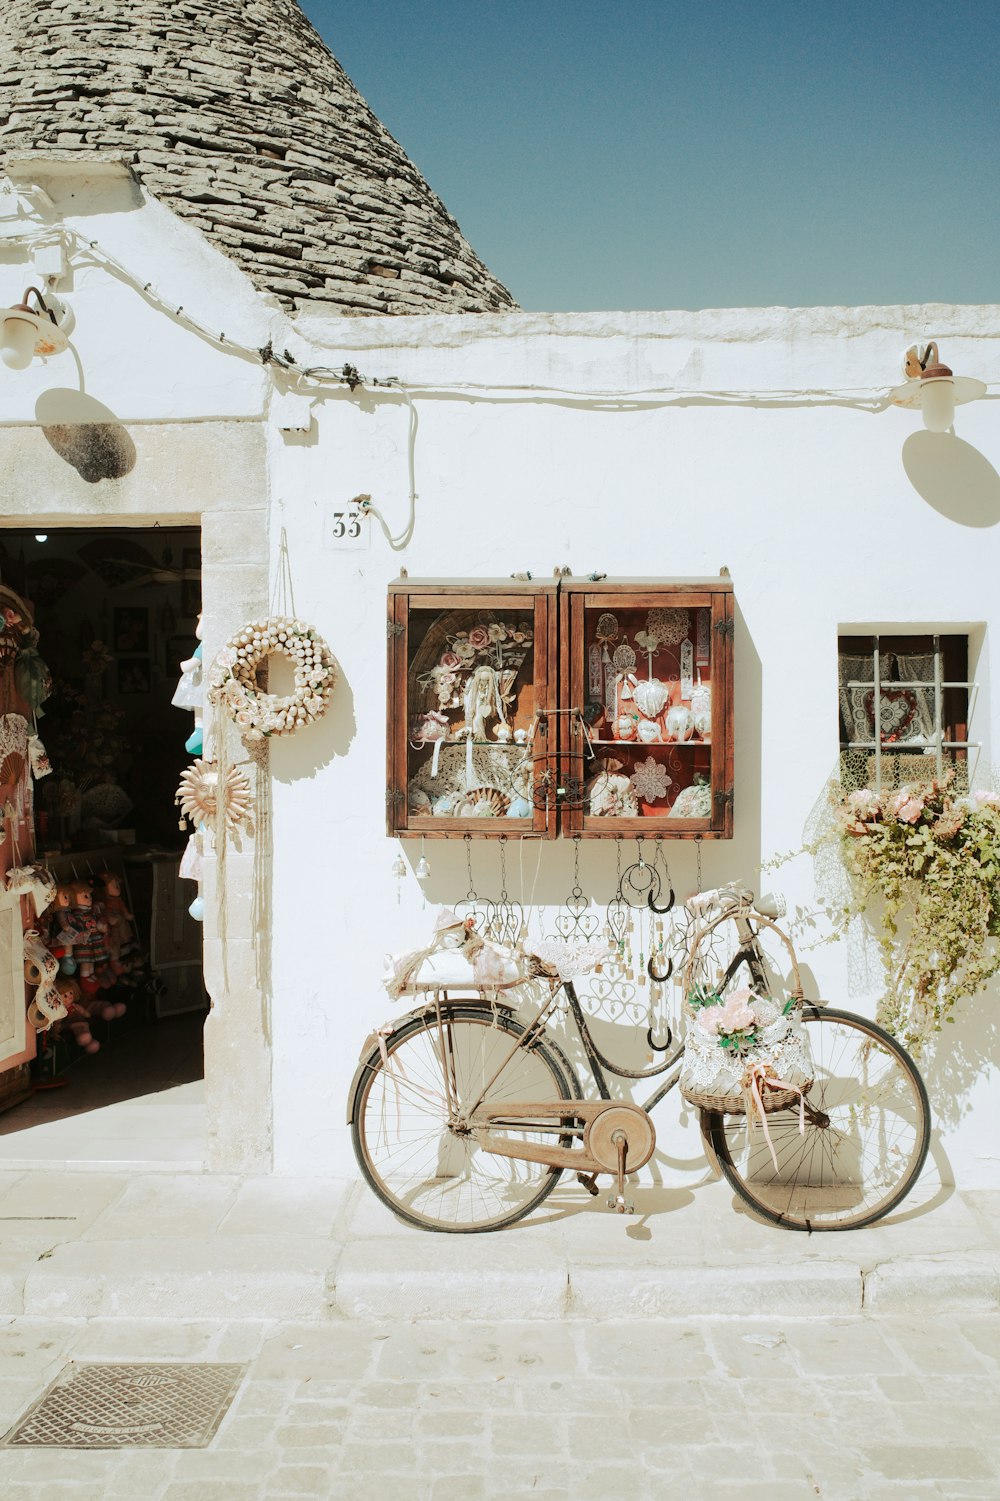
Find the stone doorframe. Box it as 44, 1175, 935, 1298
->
0, 417, 273, 1173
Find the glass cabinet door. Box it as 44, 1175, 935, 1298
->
387, 584, 557, 838
561, 583, 733, 838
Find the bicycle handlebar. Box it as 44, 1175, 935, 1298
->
686, 885, 786, 921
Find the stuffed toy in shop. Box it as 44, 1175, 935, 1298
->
99, 872, 134, 965
69, 881, 115, 988
49, 884, 82, 974
54, 976, 100, 1054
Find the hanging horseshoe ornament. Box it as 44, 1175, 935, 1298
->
647, 949, 673, 983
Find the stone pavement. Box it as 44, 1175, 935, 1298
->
0, 1170, 998, 1497
0, 1311, 997, 1499
0, 1168, 998, 1322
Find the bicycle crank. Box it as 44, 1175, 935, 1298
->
471, 1100, 655, 1213
584, 1105, 656, 1214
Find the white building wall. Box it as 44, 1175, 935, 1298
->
269, 305, 1000, 1188
3, 163, 998, 1192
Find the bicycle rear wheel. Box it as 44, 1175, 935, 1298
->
704, 1006, 931, 1230
350, 1003, 577, 1233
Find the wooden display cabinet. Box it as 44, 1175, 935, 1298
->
387, 575, 734, 839
560, 578, 734, 839
387, 579, 559, 838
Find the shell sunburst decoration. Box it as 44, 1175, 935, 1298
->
175, 759, 254, 837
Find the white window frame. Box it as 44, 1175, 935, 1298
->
838, 630, 978, 793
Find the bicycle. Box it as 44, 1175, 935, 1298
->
348, 884, 931, 1234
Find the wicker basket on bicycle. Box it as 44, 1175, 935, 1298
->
678, 903, 814, 1115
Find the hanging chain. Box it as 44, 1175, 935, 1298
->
695, 835, 703, 893
571, 835, 583, 902
498, 835, 509, 903
615, 836, 623, 890
464, 833, 478, 902
653, 834, 671, 890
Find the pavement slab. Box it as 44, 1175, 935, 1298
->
0, 1169, 995, 1324
0, 1307, 977, 1500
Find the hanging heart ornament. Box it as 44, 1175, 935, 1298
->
175, 758, 255, 835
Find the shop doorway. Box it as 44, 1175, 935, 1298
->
0, 526, 206, 1166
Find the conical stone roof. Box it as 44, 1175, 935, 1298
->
0, 0, 516, 315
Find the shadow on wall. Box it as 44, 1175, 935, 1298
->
269, 653, 356, 784
35, 389, 137, 483
911, 978, 1000, 1137
902, 431, 1000, 527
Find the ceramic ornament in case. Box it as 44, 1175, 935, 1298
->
691, 674, 712, 738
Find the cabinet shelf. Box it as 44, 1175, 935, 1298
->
588, 737, 712, 748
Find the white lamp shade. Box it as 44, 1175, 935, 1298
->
890, 372, 986, 426
0, 314, 37, 370
920, 377, 956, 433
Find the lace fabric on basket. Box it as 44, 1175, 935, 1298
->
680, 998, 813, 1106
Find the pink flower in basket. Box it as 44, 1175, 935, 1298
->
440, 651, 461, 670
719, 988, 756, 1033
846, 789, 880, 819
468, 626, 490, 650
696, 988, 758, 1039
894, 792, 925, 824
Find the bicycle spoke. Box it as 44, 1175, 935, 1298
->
353, 1007, 572, 1232
710, 1008, 929, 1229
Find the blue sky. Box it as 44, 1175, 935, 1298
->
300, 2, 1000, 313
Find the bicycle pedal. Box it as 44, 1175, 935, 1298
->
577, 1173, 600, 1197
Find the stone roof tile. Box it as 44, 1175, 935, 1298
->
0, 0, 516, 315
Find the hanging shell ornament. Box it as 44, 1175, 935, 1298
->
175, 759, 255, 836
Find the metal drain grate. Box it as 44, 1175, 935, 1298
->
4, 1362, 247, 1449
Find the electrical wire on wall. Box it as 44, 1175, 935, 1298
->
4, 217, 987, 415
2, 193, 999, 556
354, 384, 419, 552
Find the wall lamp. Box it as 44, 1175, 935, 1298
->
889, 342, 985, 433
1, 286, 69, 371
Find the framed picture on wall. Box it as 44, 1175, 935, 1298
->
113, 607, 149, 654
117, 658, 151, 695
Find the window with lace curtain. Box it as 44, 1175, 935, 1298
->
838, 633, 972, 793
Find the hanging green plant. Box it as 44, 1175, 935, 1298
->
830, 773, 1000, 1052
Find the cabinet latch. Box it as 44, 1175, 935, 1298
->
387, 620, 405, 639
714, 788, 735, 810
713, 618, 735, 641
385, 787, 405, 808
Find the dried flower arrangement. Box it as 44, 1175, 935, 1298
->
831, 773, 1000, 1051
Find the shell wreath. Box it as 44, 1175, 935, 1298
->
208, 617, 336, 739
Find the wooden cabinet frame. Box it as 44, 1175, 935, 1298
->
388, 576, 733, 840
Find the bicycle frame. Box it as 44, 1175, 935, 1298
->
458, 901, 796, 1178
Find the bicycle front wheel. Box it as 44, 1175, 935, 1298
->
704, 1006, 931, 1231
351, 1003, 577, 1233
